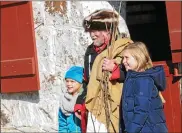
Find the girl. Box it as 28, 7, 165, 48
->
120, 42, 168, 133
59, 66, 83, 133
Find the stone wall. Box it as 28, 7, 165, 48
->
1, 1, 129, 132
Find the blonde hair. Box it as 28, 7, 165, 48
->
121, 42, 153, 71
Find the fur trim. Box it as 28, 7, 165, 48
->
83, 9, 119, 31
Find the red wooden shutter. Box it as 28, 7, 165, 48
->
0, 1, 40, 93
166, 2, 181, 63
166, 2, 182, 76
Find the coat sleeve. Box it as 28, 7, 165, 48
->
58, 109, 68, 132
125, 78, 153, 133
110, 64, 126, 82
118, 64, 126, 82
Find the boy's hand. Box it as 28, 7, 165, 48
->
75, 110, 81, 120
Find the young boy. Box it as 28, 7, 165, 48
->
58, 66, 83, 133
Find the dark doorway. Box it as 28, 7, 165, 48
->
126, 1, 172, 62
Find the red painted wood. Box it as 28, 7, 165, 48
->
0, 2, 40, 93
169, 78, 181, 132
0, 1, 26, 6
126, 2, 182, 132
1, 58, 35, 77
164, 3, 182, 131
166, 2, 182, 63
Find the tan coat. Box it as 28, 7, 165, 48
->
85, 38, 133, 132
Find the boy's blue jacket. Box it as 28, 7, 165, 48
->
59, 109, 81, 133
120, 66, 168, 133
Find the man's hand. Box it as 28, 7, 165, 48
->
75, 110, 81, 120
102, 58, 116, 72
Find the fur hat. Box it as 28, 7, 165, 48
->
65, 66, 83, 83
83, 9, 119, 31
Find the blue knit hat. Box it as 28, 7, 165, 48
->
65, 66, 83, 83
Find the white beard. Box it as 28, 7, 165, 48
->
93, 40, 104, 46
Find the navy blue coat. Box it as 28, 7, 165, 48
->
120, 66, 168, 133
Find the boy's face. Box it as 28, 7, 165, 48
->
65, 78, 81, 95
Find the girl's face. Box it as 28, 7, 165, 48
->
122, 50, 138, 71
65, 79, 81, 95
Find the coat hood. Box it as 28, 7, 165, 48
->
127, 66, 166, 91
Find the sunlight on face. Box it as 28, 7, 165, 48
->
65, 79, 81, 95
89, 30, 110, 46
122, 50, 138, 71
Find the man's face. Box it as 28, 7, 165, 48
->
89, 30, 110, 46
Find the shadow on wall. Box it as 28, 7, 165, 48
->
0, 110, 10, 126
0, 91, 40, 103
